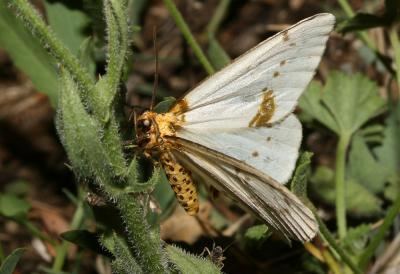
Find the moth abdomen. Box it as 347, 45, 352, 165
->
160, 152, 199, 215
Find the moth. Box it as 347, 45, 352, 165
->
137, 13, 335, 242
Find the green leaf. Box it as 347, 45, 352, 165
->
61, 230, 113, 258
0, 248, 25, 274
166, 245, 221, 274
245, 224, 270, 241
0, 194, 30, 219
56, 70, 115, 183
375, 104, 400, 175
300, 72, 386, 137
348, 134, 390, 193
207, 37, 230, 70
299, 81, 338, 132
151, 169, 176, 221
290, 151, 313, 199
45, 1, 90, 56
154, 97, 176, 113
337, 13, 389, 33
0, 2, 58, 106
310, 167, 382, 217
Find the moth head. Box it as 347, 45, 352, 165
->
136, 111, 157, 147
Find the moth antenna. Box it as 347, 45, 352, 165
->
150, 26, 159, 111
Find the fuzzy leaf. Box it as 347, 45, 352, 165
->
45, 1, 90, 56
0, 1, 58, 106
310, 167, 382, 217
348, 134, 390, 193
0, 248, 25, 274
166, 245, 221, 274
0, 194, 30, 219
300, 72, 385, 137
111, 233, 143, 274
291, 151, 313, 199
56, 71, 114, 182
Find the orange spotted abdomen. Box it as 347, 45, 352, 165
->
160, 152, 199, 215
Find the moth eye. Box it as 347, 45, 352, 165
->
138, 119, 152, 130
143, 119, 150, 127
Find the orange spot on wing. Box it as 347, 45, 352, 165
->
248, 89, 276, 127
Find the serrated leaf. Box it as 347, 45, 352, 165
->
166, 245, 221, 274
0, 2, 58, 106
0, 194, 30, 219
61, 230, 113, 258
291, 151, 313, 199
348, 134, 390, 193
383, 175, 400, 201
300, 72, 385, 137
375, 104, 400, 175
310, 166, 382, 217
0, 248, 25, 274
299, 81, 338, 132
45, 1, 90, 56
337, 13, 389, 33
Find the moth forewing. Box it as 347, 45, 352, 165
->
180, 13, 335, 130
169, 137, 318, 242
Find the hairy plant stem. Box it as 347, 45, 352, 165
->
9, 0, 94, 97
335, 134, 350, 239
163, 0, 215, 75
105, 184, 167, 274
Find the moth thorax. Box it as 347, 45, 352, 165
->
160, 152, 199, 215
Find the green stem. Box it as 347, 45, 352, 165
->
206, 0, 230, 37
9, 0, 94, 97
52, 199, 85, 271
316, 216, 362, 274
306, 199, 363, 274
335, 134, 350, 239
358, 192, 400, 270
163, 0, 215, 75
389, 27, 400, 91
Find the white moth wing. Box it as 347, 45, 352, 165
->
178, 13, 334, 130
176, 114, 302, 184
170, 138, 317, 242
